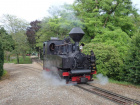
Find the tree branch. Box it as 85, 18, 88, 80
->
103, 1, 119, 27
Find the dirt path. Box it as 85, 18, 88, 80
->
0, 61, 139, 105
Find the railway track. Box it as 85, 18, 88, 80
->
76, 84, 140, 105
35, 59, 140, 105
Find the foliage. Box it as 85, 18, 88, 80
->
36, 4, 83, 48
73, 0, 138, 39
0, 42, 4, 78
92, 28, 131, 60
2, 70, 7, 76
26, 20, 41, 50
1, 14, 30, 63
109, 79, 140, 88
16, 56, 32, 64
4, 56, 32, 64
0, 27, 15, 61
123, 33, 140, 84
73, 0, 140, 84
0, 27, 15, 51
83, 43, 123, 80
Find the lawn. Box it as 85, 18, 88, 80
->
4, 56, 32, 64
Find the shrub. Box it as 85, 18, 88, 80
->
83, 43, 123, 80
0, 42, 4, 78
93, 28, 131, 60
123, 33, 140, 84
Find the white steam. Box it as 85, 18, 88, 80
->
96, 74, 108, 85
42, 67, 66, 86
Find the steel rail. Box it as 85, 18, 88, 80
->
76, 84, 140, 105
87, 83, 140, 104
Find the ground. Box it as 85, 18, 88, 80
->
0, 61, 140, 105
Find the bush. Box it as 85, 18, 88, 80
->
123, 33, 140, 84
0, 42, 4, 78
92, 28, 131, 60
83, 43, 123, 80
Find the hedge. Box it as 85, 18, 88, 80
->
0, 42, 4, 77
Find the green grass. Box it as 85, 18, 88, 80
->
93, 74, 140, 88
4, 56, 32, 64
109, 79, 140, 88
4, 58, 17, 63
3, 70, 7, 76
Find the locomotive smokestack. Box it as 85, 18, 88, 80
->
69, 27, 85, 51
69, 27, 85, 42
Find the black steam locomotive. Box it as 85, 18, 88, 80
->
43, 27, 97, 83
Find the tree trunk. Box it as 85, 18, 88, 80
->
8, 55, 10, 61
17, 54, 19, 64
6, 55, 9, 61
103, 16, 109, 27
95, 0, 98, 9
22, 51, 26, 62
38, 48, 40, 60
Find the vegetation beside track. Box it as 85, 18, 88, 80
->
0, 42, 4, 79
4, 56, 32, 64
2, 70, 7, 76
109, 79, 140, 89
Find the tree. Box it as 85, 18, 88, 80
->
0, 41, 4, 78
1, 14, 29, 63
0, 27, 14, 51
92, 28, 131, 60
73, 0, 138, 39
36, 4, 83, 49
123, 33, 140, 84
72, 0, 140, 82
26, 20, 41, 50
0, 27, 15, 61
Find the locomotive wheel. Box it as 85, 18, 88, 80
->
64, 76, 69, 84
58, 69, 70, 83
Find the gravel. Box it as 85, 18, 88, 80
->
0, 62, 139, 105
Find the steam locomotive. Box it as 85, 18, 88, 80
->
43, 27, 97, 83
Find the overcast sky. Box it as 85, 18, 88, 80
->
0, 0, 140, 23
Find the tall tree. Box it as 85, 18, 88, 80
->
1, 14, 29, 63
36, 4, 83, 48
0, 27, 15, 61
0, 41, 4, 78
123, 33, 140, 84
0, 27, 14, 51
26, 20, 41, 50
73, 0, 138, 39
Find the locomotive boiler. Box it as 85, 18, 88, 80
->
43, 27, 97, 83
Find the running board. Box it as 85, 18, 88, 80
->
71, 70, 91, 74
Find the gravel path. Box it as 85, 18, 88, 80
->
0, 62, 139, 105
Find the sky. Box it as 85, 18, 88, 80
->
0, 0, 140, 23
0, 0, 74, 23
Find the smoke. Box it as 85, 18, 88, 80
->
42, 67, 66, 86
47, 4, 83, 29
96, 74, 109, 85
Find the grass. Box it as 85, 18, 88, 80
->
3, 70, 7, 76
109, 79, 140, 88
0, 70, 8, 80
4, 56, 32, 64
93, 74, 140, 88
